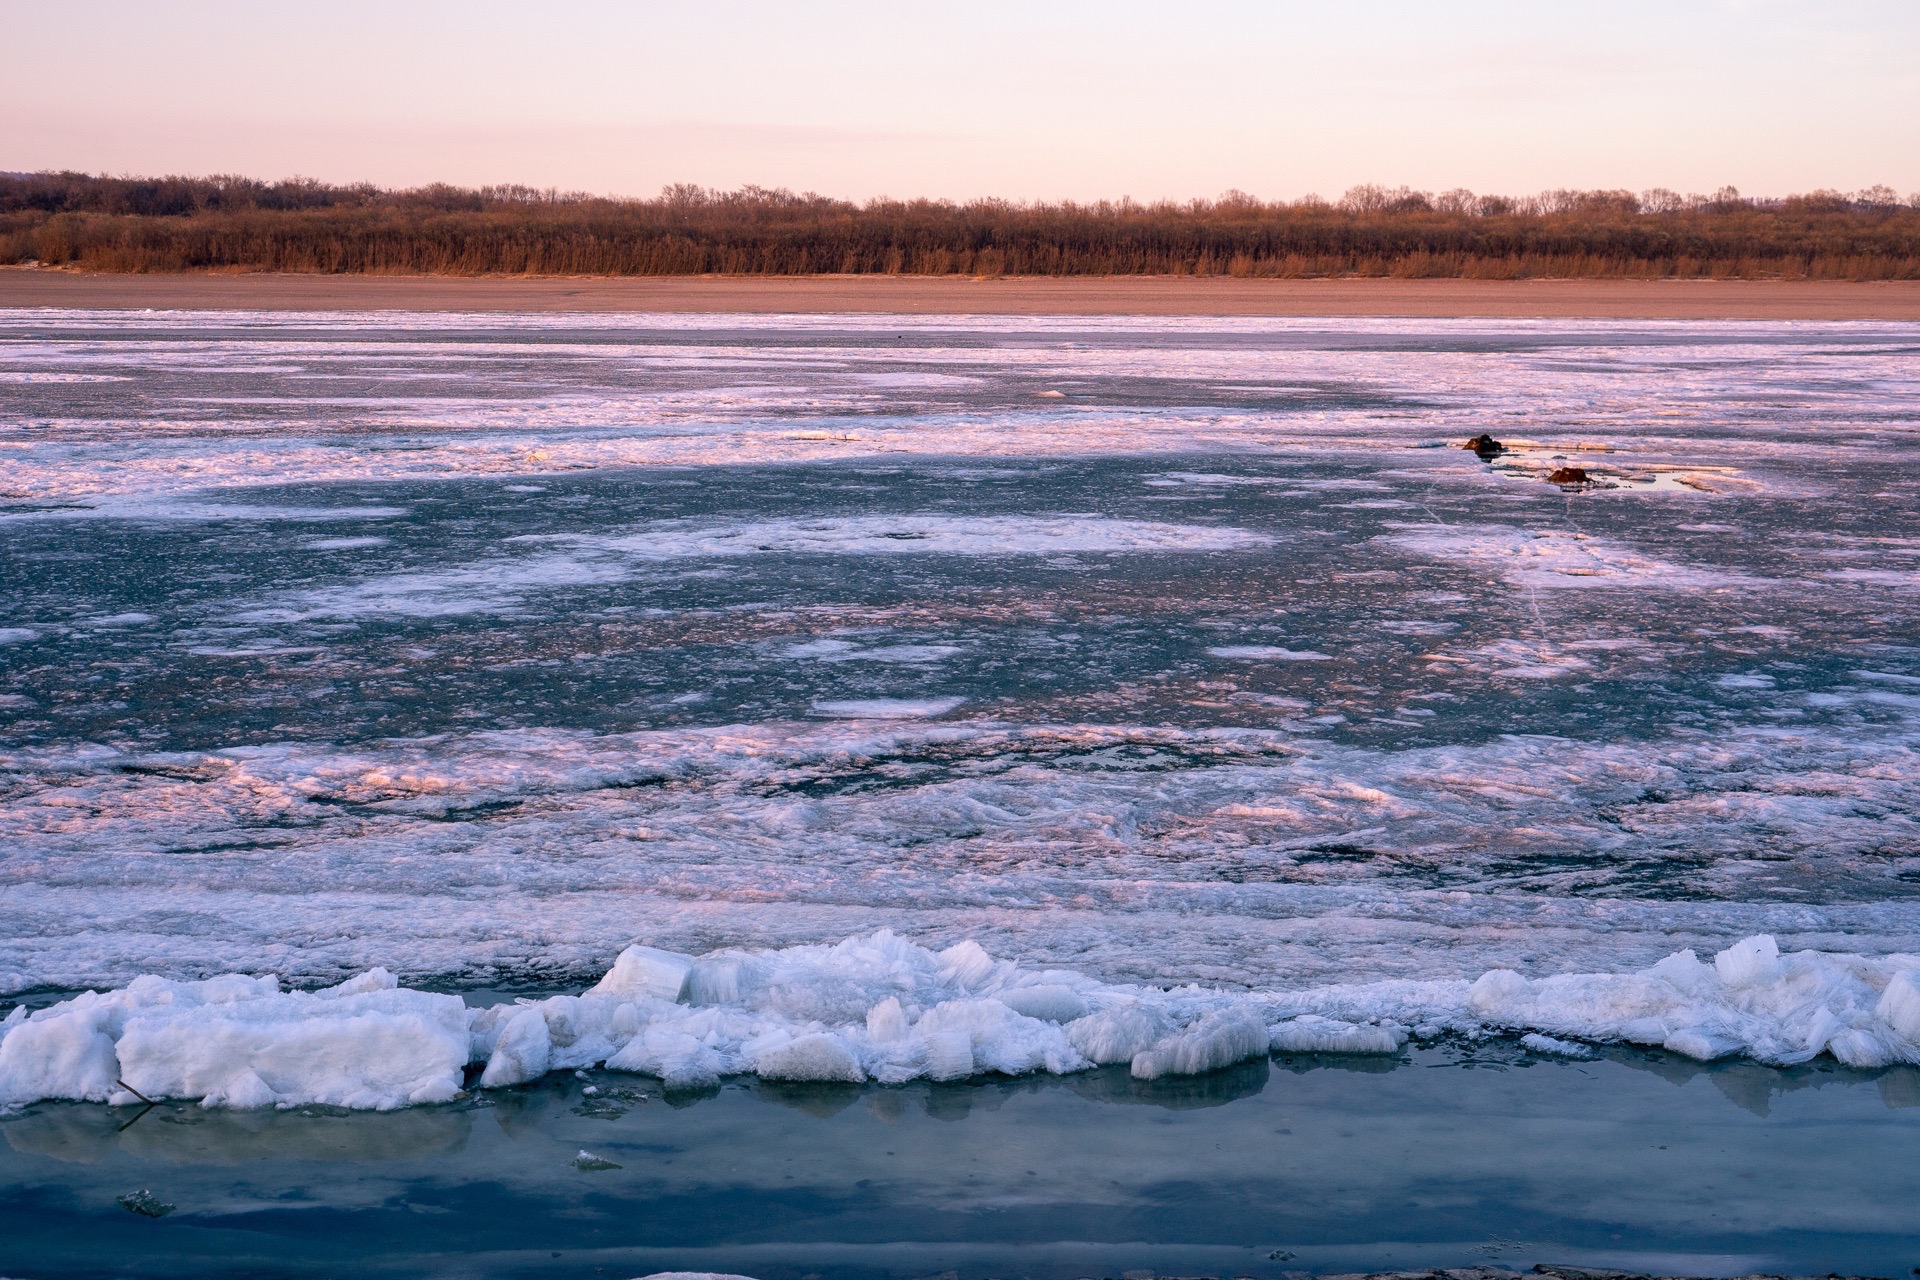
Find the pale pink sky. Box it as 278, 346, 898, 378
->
5, 0, 1916, 201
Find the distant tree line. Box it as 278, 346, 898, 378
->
3, 171, 1918, 279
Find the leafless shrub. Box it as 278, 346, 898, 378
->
2, 171, 1915, 280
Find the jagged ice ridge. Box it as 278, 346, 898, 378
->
2, 930, 1916, 1112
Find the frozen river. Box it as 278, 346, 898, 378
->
1, 311, 1918, 1106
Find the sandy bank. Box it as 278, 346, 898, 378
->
4, 268, 1920, 319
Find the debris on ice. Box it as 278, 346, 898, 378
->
117, 1189, 175, 1218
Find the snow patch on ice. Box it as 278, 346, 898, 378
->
1384, 524, 1760, 591
305, 536, 392, 551
3, 501, 410, 526
548, 514, 1274, 560
787, 641, 962, 664
1145, 472, 1289, 488
0, 371, 131, 383
811, 698, 965, 718
1823, 569, 1919, 588
1425, 638, 1598, 680
245, 515, 1272, 619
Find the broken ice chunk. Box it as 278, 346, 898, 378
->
1520, 1033, 1595, 1059
588, 946, 695, 1002
1269, 1016, 1407, 1056
573, 1150, 622, 1171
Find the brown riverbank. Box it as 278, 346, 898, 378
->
5, 269, 1920, 319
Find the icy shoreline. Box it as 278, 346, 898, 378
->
2, 929, 1916, 1112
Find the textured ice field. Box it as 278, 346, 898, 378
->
2, 309, 1919, 1102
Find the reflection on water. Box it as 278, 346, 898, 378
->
1616, 1050, 1920, 1118
3, 1047, 1917, 1279
1066, 1055, 1272, 1109
4, 1099, 476, 1166
8, 1044, 1917, 1168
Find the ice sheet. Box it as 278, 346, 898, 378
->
3, 311, 1912, 509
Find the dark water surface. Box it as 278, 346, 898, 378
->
5, 1047, 1919, 1280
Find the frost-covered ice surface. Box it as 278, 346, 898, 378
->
3, 310, 1919, 1102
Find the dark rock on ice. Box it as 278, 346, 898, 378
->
117, 1189, 175, 1218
